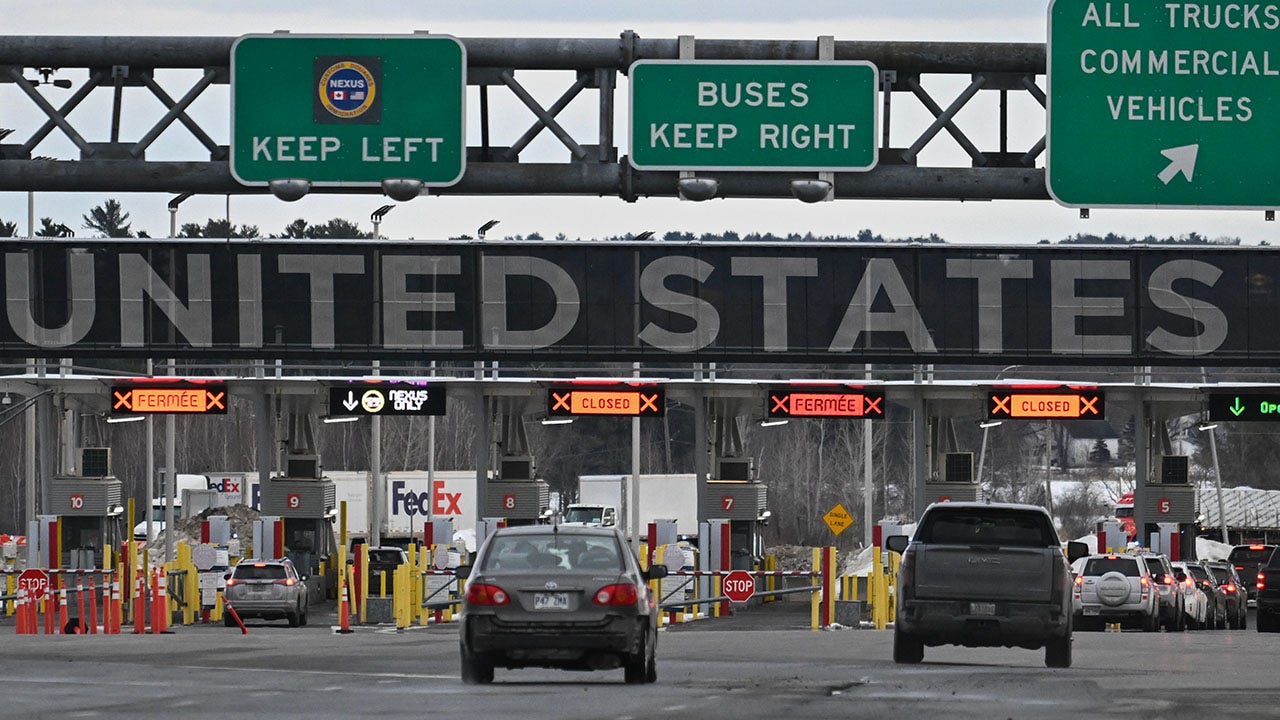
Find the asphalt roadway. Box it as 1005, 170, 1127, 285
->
0, 601, 1277, 720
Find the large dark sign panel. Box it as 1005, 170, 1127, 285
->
0, 239, 1276, 364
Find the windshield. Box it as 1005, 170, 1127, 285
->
233, 564, 286, 580
1083, 557, 1141, 577
564, 507, 604, 524
916, 507, 1057, 547
481, 534, 622, 573
1115, 507, 1133, 518
368, 550, 405, 565
1185, 564, 1210, 583
1208, 566, 1234, 584
1228, 546, 1275, 564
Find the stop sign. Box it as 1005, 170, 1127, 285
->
17, 568, 48, 601
723, 569, 755, 603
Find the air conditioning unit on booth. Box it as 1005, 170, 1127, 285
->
80, 447, 111, 477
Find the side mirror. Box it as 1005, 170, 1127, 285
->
455, 565, 472, 580
644, 564, 668, 581
885, 535, 909, 554
1065, 541, 1089, 563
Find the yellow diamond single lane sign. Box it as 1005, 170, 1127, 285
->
823, 503, 853, 536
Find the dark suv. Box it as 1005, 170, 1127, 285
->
1205, 561, 1248, 629
1227, 544, 1277, 603
1257, 550, 1280, 633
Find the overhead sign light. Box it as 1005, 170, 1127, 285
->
111, 385, 228, 415
987, 388, 1104, 420
767, 388, 884, 419
1207, 392, 1280, 422
547, 387, 664, 417
328, 382, 446, 416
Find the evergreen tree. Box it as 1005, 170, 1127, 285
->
82, 198, 134, 237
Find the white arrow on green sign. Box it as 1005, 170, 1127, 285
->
1047, 1, 1280, 208
629, 60, 879, 171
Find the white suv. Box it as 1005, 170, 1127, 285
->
1073, 553, 1161, 631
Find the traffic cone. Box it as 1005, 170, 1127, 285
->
112, 577, 122, 634
75, 580, 87, 634
57, 588, 68, 635
15, 587, 27, 635
86, 580, 97, 634
134, 573, 146, 634
149, 570, 159, 634
337, 579, 353, 634
156, 572, 169, 634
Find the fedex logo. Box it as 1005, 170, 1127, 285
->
209, 477, 241, 493
392, 480, 463, 517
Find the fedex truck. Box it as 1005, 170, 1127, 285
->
326, 470, 477, 545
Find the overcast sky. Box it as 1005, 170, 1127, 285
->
3, 1, 1277, 245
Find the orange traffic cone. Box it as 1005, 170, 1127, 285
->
338, 579, 353, 634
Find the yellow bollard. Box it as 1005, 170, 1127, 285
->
810, 548, 821, 631
358, 544, 369, 625
651, 546, 665, 626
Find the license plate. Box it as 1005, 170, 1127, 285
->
1084, 607, 1100, 616
969, 602, 996, 616
534, 593, 569, 610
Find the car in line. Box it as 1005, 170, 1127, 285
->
1205, 561, 1249, 629
1137, 552, 1185, 632
887, 502, 1085, 668
1227, 544, 1276, 604
1171, 562, 1209, 630
1074, 553, 1161, 632
458, 524, 667, 684
1181, 561, 1227, 630
223, 557, 309, 627
1256, 551, 1280, 632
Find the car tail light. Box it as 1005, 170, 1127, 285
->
274, 578, 295, 587
1183, 577, 1194, 589
593, 583, 640, 606
1260, 573, 1267, 592
1249, 545, 1266, 551
1074, 575, 1084, 588
1225, 584, 1236, 593
1161, 574, 1174, 585
1235, 565, 1245, 572
465, 583, 510, 606
1140, 576, 1150, 588
225, 577, 237, 587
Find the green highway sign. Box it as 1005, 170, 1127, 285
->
231, 34, 465, 187
1208, 391, 1280, 421
1047, 1, 1280, 208
629, 60, 879, 171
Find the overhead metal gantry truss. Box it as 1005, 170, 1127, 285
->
0, 35, 1047, 201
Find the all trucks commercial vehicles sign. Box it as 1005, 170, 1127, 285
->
1048, 1, 1280, 207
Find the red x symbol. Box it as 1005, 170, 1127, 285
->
639, 393, 659, 413
206, 391, 225, 411
770, 394, 789, 415
991, 395, 1011, 416
1079, 395, 1099, 416
551, 392, 571, 412
112, 390, 132, 410
863, 395, 883, 416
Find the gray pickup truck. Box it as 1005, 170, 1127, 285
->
886, 502, 1088, 668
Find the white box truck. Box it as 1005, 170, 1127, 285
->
567, 474, 698, 538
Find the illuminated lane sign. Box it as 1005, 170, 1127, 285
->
112, 385, 228, 415
1207, 392, 1280, 422
547, 387, 664, 417
987, 389, 1104, 420
328, 382, 446, 416
767, 388, 884, 419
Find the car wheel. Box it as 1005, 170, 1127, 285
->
1240, 608, 1247, 630
299, 604, 308, 627
1044, 632, 1071, 668
893, 625, 924, 664
287, 607, 300, 628
1143, 610, 1159, 632
1228, 607, 1240, 629
624, 626, 654, 684
460, 646, 494, 685
1216, 607, 1227, 630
